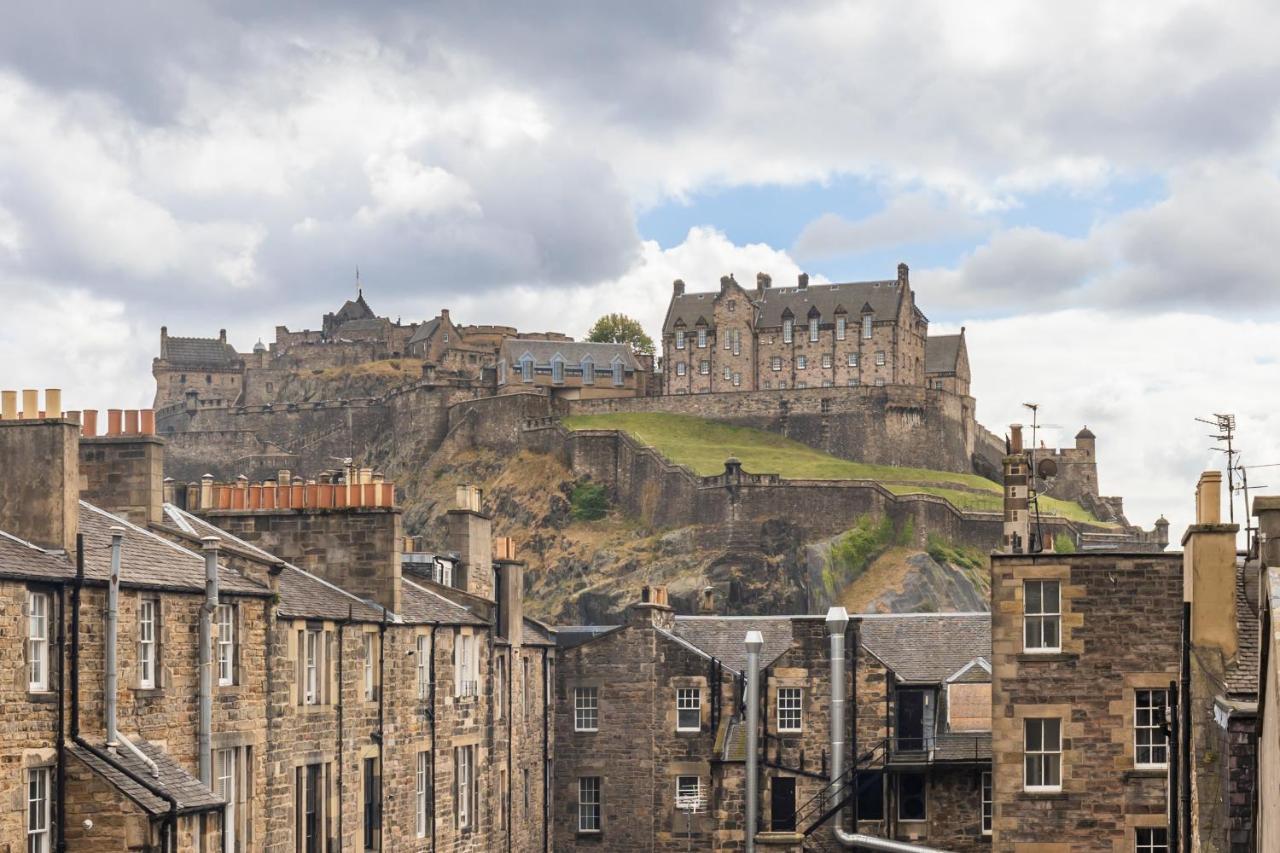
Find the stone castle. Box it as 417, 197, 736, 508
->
150, 266, 1160, 554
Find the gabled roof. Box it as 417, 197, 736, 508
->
407, 316, 441, 346
160, 335, 240, 368
68, 739, 223, 816
859, 613, 990, 684
754, 280, 902, 328
671, 615, 795, 674
925, 333, 965, 375
332, 292, 375, 324
401, 578, 489, 626
80, 503, 268, 596
0, 530, 76, 582
945, 657, 992, 684
498, 339, 640, 371
522, 616, 557, 646
1226, 559, 1260, 698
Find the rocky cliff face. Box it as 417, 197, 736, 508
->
382, 439, 988, 624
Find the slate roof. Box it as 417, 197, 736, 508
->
407, 317, 441, 346
164, 505, 385, 621
68, 739, 223, 816
946, 657, 992, 684
932, 732, 993, 763
1226, 559, 1260, 697
522, 617, 557, 646
672, 615, 796, 674
924, 334, 964, 375
332, 293, 375, 324
500, 339, 641, 372
401, 578, 488, 626
79, 504, 268, 596
0, 531, 76, 582
160, 335, 240, 368
753, 281, 904, 329
554, 625, 621, 650
859, 613, 991, 684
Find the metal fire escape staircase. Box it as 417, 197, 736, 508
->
792, 740, 888, 837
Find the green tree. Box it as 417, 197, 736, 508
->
586, 313, 655, 356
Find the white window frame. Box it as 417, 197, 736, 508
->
771, 356, 782, 372
723, 366, 731, 381
581, 359, 594, 385
416, 635, 431, 700
676, 361, 686, 377
578, 777, 601, 833
1023, 580, 1061, 653
675, 775, 702, 808
304, 629, 320, 705
675, 330, 685, 350
875, 350, 886, 366
520, 357, 533, 383
981, 770, 992, 835
27, 766, 50, 853
847, 353, 858, 367
796, 355, 807, 370
1136, 827, 1169, 852
699, 360, 709, 376
416, 751, 430, 838
808, 317, 819, 342
696, 328, 707, 348
1135, 689, 1169, 769
551, 357, 565, 384
575, 687, 599, 732
456, 746, 472, 829
362, 632, 376, 701
454, 633, 476, 698
1023, 717, 1062, 792
862, 314, 873, 339
676, 687, 701, 732
822, 353, 832, 369
28, 590, 49, 692
777, 687, 802, 733
216, 603, 235, 687
138, 599, 157, 689
836, 316, 846, 340
733, 372, 741, 387
216, 748, 237, 853
783, 318, 794, 343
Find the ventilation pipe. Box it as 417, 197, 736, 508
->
744, 630, 763, 853
199, 536, 220, 786
827, 607, 947, 852
106, 528, 159, 778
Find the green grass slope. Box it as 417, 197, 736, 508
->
563, 411, 1102, 523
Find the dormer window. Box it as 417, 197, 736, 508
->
520, 356, 534, 383
696, 329, 707, 348
611, 358, 624, 386
675, 330, 686, 350
809, 316, 819, 342
782, 317, 793, 344
551, 356, 565, 385
581, 357, 595, 385
836, 316, 846, 340
862, 314, 873, 339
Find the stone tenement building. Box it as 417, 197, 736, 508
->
0, 389, 555, 852
660, 264, 968, 396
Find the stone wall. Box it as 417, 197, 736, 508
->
990, 553, 1182, 851
567, 384, 986, 475
79, 435, 164, 526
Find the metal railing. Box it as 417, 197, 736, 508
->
793, 741, 888, 836
888, 732, 990, 763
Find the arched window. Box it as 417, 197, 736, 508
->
612, 358, 624, 386
520, 356, 534, 383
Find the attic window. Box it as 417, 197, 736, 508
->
862, 315, 873, 339
782, 318, 793, 344
675, 331, 685, 350
809, 317, 819, 342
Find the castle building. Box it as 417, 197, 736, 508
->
153, 327, 247, 409
0, 390, 555, 852
496, 340, 648, 400
660, 264, 947, 396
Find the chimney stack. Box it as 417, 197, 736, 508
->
447, 485, 493, 599
0, 389, 79, 553
79, 408, 164, 525
898, 262, 909, 285
719, 274, 733, 294
756, 272, 771, 294
1010, 423, 1024, 455
673, 279, 685, 297
798, 273, 809, 290
1001, 425, 1030, 554
1182, 471, 1239, 652
628, 584, 674, 629
1255, 497, 1280, 568
493, 537, 523, 646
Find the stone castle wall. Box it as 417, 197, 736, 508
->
567, 385, 999, 476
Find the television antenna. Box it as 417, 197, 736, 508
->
1195, 413, 1238, 523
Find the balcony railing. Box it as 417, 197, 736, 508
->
888, 732, 991, 763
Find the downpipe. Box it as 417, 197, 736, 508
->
827, 607, 949, 853
744, 630, 763, 853
107, 528, 160, 780
199, 536, 220, 787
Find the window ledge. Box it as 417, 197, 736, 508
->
134, 687, 165, 699
1125, 767, 1168, 780
1018, 789, 1066, 800
1015, 652, 1077, 663
27, 691, 57, 704
217, 683, 245, 696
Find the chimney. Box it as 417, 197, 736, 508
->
0, 389, 79, 553
798, 273, 809, 290
719, 274, 733, 294
1255, 496, 1280, 568
898, 262, 909, 285
79, 408, 164, 525
441, 308, 450, 323
698, 586, 717, 615
1001, 426, 1030, 554
756, 272, 771, 294
447, 485, 493, 599
627, 584, 674, 629
219, 329, 227, 344
673, 279, 685, 297
1182, 471, 1239, 654
493, 537, 523, 646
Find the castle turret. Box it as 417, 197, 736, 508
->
1075, 425, 1096, 457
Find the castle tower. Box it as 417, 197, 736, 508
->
1002, 424, 1031, 554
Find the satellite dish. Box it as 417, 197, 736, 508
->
1037, 458, 1059, 480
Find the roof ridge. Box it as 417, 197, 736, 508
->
402, 577, 481, 620
0, 527, 60, 556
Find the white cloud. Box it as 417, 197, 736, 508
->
793, 193, 993, 260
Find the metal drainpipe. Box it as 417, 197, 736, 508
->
744, 630, 763, 853
199, 536, 220, 787
827, 607, 947, 853
429, 624, 437, 852
105, 530, 158, 780
55, 579, 67, 853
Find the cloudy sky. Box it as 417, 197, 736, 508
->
3, 0, 1278, 537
